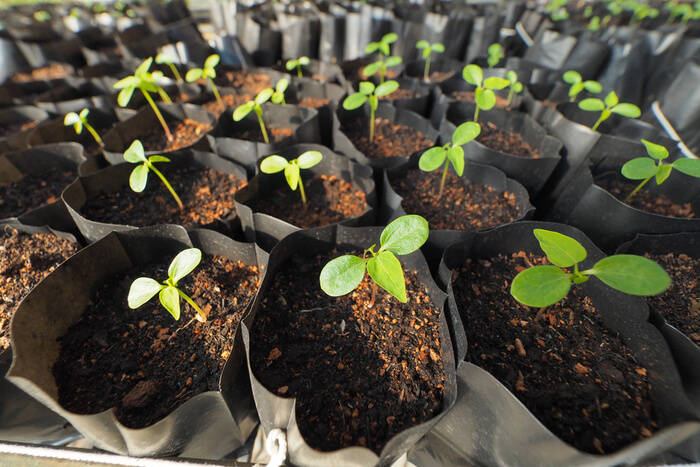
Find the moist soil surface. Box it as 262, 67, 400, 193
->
644, 252, 700, 345
450, 91, 510, 109
250, 174, 369, 228
200, 93, 252, 115
0, 120, 39, 138
212, 69, 272, 94
296, 96, 329, 108
0, 171, 75, 219
392, 169, 522, 230
425, 70, 455, 82
10, 64, 71, 83
343, 118, 434, 160
476, 121, 541, 159
225, 125, 293, 143
80, 166, 245, 228
381, 89, 420, 100
251, 249, 445, 453
452, 251, 660, 454
140, 118, 212, 152
0, 227, 78, 350
53, 255, 260, 428
595, 175, 695, 218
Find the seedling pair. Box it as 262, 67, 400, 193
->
505, 71, 523, 108
259, 150, 323, 205
232, 79, 289, 144
286, 56, 310, 77
462, 64, 509, 122
579, 91, 641, 131
487, 43, 505, 68
415, 40, 444, 81
123, 139, 183, 210
364, 33, 402, 84
64, 108, 103, 147
342, 80, 399, 143
186, 54, 223, 107
562, 70, 602, 103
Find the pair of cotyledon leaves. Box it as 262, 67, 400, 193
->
462, 65, 510, 111
578, 91, 641, 118
113, 57, 166, 107
622, 139, 700, 184
562, 70, 602, 99
233, 80, 289, 120
185, 54, 220, 82
122, 140, 170, 193
63, 108, 90, 134
260, 151, 323, 191
365, 32, 398, 56
416, 40, 445, 58
286, 56, 310, 71
419, 121, 481, 176
343, 81, 399, 110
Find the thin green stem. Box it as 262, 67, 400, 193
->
149, 163, 183, 210
297, 66, 302, 78
141, 89, 173, 141
507, 88, 514, 108
298, 176, 307, 204
209, 78, 223, 107
84, 122, 103, 146
591, 113, 605, 131
254, 106, 270, 144
168, 63, 183, 83
473, 104, 480, 123
176, 288, 207, 321
424, 55, 431, 82
369, 103, 376, 143
625, 176, 652, 202
380, 62, 385, 84
157, 87, 172, 104
438, 157, 449, 199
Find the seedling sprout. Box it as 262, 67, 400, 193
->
233, 89, 274, 144
578, 91, 641, 131
123, 139, 183, 210
270, 79, 289, 105
487, 43, 505, 68
462, 64, 509, 122
415, 40, 445, 81
342, 80, 399, 143
286, 56, 310, 78
155, 51, 184, 83
186, 54, 223, 107
64, 108, 103, 147
259, 150, 323, 205
562, 70, 602, 103
505, 71, 523, 108
364, 33, 402, 84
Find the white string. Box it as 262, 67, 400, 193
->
265, 429, 287, 467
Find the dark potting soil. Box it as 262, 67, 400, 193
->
201, 93, 252, 116
425, 71, 455, 83
595, 175, 695, 219
140, 118, 212, 153
249, 174, 368, 228
381, 89, 420, 100
250, 249, 445, 453
10, 64, 71, 83
392, 169, 522, 230
53, 255, 260, 428
343, 118, 434, 160
0, 171, 75, 219
645, 253, 700, 345
452, 251, 660, 454
297, 96, 329, 109
226, 124, 293, 143
80, 166, 245, 227
212, 69, 272, 94
0, 227, 78, 350
450, 91, 510, 109
0, 120, 39, 138
476, 121, 541, 159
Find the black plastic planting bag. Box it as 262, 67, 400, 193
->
7, 224, 262, 458
0, 105, 49, 152
235, 13, 282, 67
656, 60, 700, 155
463, 15, 503, 64
380, 78, 434, 118
234, 143, 377, 251
0, 38, 30, 84
403, 57, 462, 84
524, 30, 609, 79
233, 223, 457, 466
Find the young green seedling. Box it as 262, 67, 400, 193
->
270, 78, 289, 105
342, 80, 399, 143
578, 91, 641, 131
64, 108, 103, 147
123, 139, 183, 210
622, 139, 700, 201
545, 0, 570, 20
34, 10, 50, 22
415, 40, 445, 81
562, 70, 602, 102
487, 43, 505, 68
667, 2, 694, 24
259, 150, 323, 205
186, 54, 223, 107
155, 51, 183, 83
419, 121, 481, 198
113, 57, 173, 141
233, 89, 274, 144
320, 215, 429, 307
128, 248, 207, 322
364, 33, 402, 84
632, 4, 659, 24
286, 56, 310, 78
510, 229, 670, 309
588, 16, 601, 31
505, 70, 523, 108
462, 64, 509, 122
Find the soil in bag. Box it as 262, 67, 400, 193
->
53, 254, 260, 428
140, 118, 212, 153
212, 69, 272, 94
0, 171, 75, 220
10, 64, 72, 83
476, 121, 542, 159
450, 91, 510, 110
342, 118, 434, 160
200, 94, 252, 116
595, 175, 695, 219
225, 125, 293, 144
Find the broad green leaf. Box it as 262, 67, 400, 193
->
285, 60, 297, 71
569, 81, 584, 98
475, 88, 496, 111
418, 147, 447, 172
621, 157, 657, 180
383, 32, 398, 43
359, 81, 375, 95
64, 112, 80, 126
416, 40, 429, 49
260, 155, 289, 173
488, 43, 503, 56
117, 87, 135, 107
113, 75, 139, 90
168, 248, 202, 284
319, 255, 366, 296
233, 102, 255, 121
385, 56, 402, 67
284, 162, 300, 190
204, 54, 220, 69
452, 121, 481, 146
255, 88, 273, 104
79, 108, 90, 119
510, 265, 572, 307
343, 92, 367, 110
148, 155, 170, 163
135, 57, 153, 77
641, 139, 669, 160
185, 68, 203, 82
513, 82, 523, 93
363, 61, 382, 77
484, 77, 510, 90
123, 140, 146, 163
448, 145, 465, 176
367, 251, 406, 302
73, 122, 83, 134
128, 277, 162, 308
365, 42, 380, 54
533, 228, 587, 268
583, 81, 602, 93
380, 214, 429, 255
276, 78, 289, 92
506, 70, 517, 84
129, 164, 149, 192
578, 98, 605, 111
380, 42, 390, 55
589, 255, 670, 296
299, 56, 310, 65
375, 80, 399, 97
611, 103, 641, 118
159, 286, 181, 320
655, 164, 672, 184
604, 91, 619, 108
562, 70, 581, 84
297, 150, 323, 169
433, 43, 445, 53
672, 158, 700, 178
462, 64, 483, 86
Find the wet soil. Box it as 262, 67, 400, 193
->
0, 171, 75, 219
140, 118, 212, 152
451, 91, 510, 109
381, 89, 420, 100
595, 175, 695, 219
296, 96, 329, 109
201, 93, 252, 116
10, 64, 71, 83
212, 69, 272, 94
425, 70, 455, 82
0, 120, 39, 138
225, 124, 293, 144
343, 118, 434, 160
476, 122, 541, 159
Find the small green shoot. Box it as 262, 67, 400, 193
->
128, 248, 207, 322
270, 78, 289, 105
155, 51, 183, 83
364, 33, 402, 84
667, 2, 694, 24
233, 89, 274, 144
505, 70, 523, 108
416, 40, 445, 81
320, 215, 429, 306
545, 0, 570, 20
510, 229, 670, 308
123, 139, 183, 210
64, 108, 103, 147
259, 150, 323, 205
186, 54, 222, 107
562, 70, 602, 103
487, 43, 505, 68
342, 80, 399, 143
286, 56, 310, 78
462, 64, 509, 122
33, 10, 50, 22
419, 122, 480, 198
588, 16, 601, 31
632, 4, 659, 24
578, 91, 641, 131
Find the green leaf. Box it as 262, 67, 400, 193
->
672, 158, 700, 178
117, 87, 135, 107
656, 164, 673, 184
73, 122, 83, 134
562, 70, 582, 84
204, 54, 220, 69
506, 70, 517, 84
168, 248, 202, 284
578, 98, 605, 111
375, 80, 399, 97
276, 78, 289, 93
135, 57, 153, 77
129, 164, 149, 192
448, 145, 465, 176
510, 265, 572, 307
260, 155, 289, 173
621, 157, 657, 180
113, 76, 139, 90
362, 61, 382, 77
611, 103, 641, 118
432, 43, 445, 53
422, 48, 431, 59
123, 140, 146, 163
475, 88, 496, 111
418, 147, 448, 172
533, 229, 587, 268
416, 40, 429, 49
255, 88, 273, 105
79, 108, 90, 119
513, 82, 523, 93
367, 251, 406, 302
285, 60, 297, 71
359, 81, 375, 95
159, 286, 181, 320
297, 150, 323, 169
452, 121, 481, 146
379, 214, 429, 255
583, 81, 602, 93
383, 32, 398, 44
462, 64, 483, 86
385, 56, 402, 67
185, 68, 203, 82
343, 92, 367, 110
488, 43, 503, 56
380, 42, 390, 56
484, 77, 510, 90
233, 102, 255, 121
569, 81, 584, 98
148, 155, 170, 163
319, 255, 366, 296
641, 139, 669, 160
128, 277, 163, 309
299, 56, 310, 66
589, 255, 670, 296
155, 52, 168, 64
64, 112, 80, 126
365, 42, 380, 54
284, 162, 300, 190
604, 91, 619, 108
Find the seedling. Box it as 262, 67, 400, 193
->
562, 70, 602, 103
286, 56, 310, 78
666, 2, 694, 24
34, 10, 50, 22
64, 108, 103, 147
320, 215, 429, 306
364, 33, 402, 84
588, 16, 601, 31
113, 57, 173, 141
155, 52, 183, 83
505, 71, 523, 108
545, 0, 569, 20
622, 139, 700, 201
270, 78, 289, 105
259, 150, 323, 205
122, 139, 183, 210
632, 4, 659, 24
578, 91, 641, 131
487, 43, 505, 68
128, 248, 207, 322
186, 54, 223, 107
510, 229, 670, 308
462, 64, 509, 122
415, 40, 445, 81
419, 121, 481, 198
233, 89, 275, 144
342, 80, 399, 143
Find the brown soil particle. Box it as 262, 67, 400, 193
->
426, 71, 455, 82
476, 122, 541, 159
80, 166, 245, 228
0, 227, 78, 350
452, 251, 660, 454
450, 91, 510, 110
392, 169, 522, 230
595, 175, 695, 219
251, 250, 445, 453
140, 118, 212, 152
644, 253, 700, 345
212, 69, 272, 94
226, 124, 293, 143
201, 93, 252, 116
0, 171, 75, 219
297, 96, 329, 108
250, 174, 368, 228
343, 118, 434, 160
53, 255, 260, 428
381, 89, 420, 100
10, 64, 71, 83
0, 120, 39, 138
